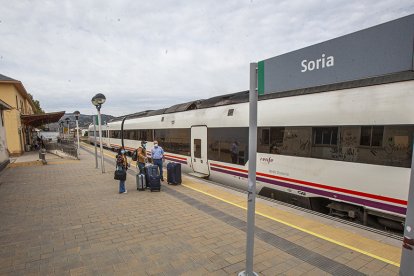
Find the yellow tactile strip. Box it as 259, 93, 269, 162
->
7, 160, 44, 168
182, 181, 402, 267
81, 143, 401, 266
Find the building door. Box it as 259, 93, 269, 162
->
190, 126, 209, 175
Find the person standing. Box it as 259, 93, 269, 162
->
151, 140, 165, 181
230, 140, 239, 164
137, 141, 147, 174
116, 148, 128, 193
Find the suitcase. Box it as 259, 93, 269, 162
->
145, 165, 161, 192
167, 162, 182, 185
136, 174, 146, 191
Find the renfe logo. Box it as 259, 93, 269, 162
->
301, 53, 334, 72
260, 156, 274, 164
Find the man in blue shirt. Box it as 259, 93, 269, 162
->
151, 140, 165, 181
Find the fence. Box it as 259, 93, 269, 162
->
44, 138, 78, 159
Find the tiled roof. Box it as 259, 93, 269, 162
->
0, 74, 17, 82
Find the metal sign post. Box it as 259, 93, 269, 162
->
399, 142, 414, 275
93, 115, 98, 169
239, 63, 258, 276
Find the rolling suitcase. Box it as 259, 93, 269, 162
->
145, 164, 161, 192
136, 174, 146, 191
167, 162, 182, 185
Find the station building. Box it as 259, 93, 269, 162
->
0, 74, 36, 156
0, 99, 11, 170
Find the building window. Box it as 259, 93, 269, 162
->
360, 126, 383, 147
313, 127, 338, 146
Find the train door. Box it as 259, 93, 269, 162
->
190, 126, 209, 176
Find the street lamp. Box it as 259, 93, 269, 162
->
91, 93, 106, 173
58, 121, 63, 138
74, 111, 81, 158
65, 117, 70, 139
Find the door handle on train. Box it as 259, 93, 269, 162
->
200, 160, 203, 163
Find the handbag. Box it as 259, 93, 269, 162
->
114, 169, 127, 181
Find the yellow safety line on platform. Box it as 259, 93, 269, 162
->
7, 161, 43, 168
48, 160, 80, 165
182, 182, 401, 267
81, 143, 401, 267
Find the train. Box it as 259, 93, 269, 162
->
89, 73, 414, 231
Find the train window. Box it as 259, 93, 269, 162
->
124, 130, 134, 140
154, 128, 190, 156
110, 130, 121, 139
194, 139, 201, 158
271, 127, 284, 145
257, 125, 412, 168
118, 129, 154, 141
313, 127, 338, 145
258, 127, 311, 157
261, 128, 270, 145
137, 129, 153, 141
360, 126, 384, 147
356, 125, 412, 167
208, 127, 249, 165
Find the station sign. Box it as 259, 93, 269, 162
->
258, 14, 414, 95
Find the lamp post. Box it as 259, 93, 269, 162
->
74, 111, 81, 158
60, 121, 64, 139
91, 93, 106, 173
65, 117, 70, 139
58, 121, 62, 138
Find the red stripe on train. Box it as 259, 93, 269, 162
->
210, 163, 407, 206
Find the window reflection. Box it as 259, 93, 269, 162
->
208, 127, 248, 165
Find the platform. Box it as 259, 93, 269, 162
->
7, 151, 66, 168
0, 145, 402, 275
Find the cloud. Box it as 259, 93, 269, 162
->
0, 0, 413, 116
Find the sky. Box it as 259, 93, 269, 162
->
1, 0, 413, 116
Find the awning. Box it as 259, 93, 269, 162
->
21, 111, 65, 127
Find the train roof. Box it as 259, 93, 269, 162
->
109, 71, 414, 123
164, 100, 202, 114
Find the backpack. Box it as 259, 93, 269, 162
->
131, 149, 138, 161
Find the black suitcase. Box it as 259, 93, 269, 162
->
167, 162, 182, 185
145, 165, 161, 192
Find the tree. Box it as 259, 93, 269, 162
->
27, 93, 44, 114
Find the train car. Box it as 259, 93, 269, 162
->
104, 73, 413, 231
87, 124, 110, 148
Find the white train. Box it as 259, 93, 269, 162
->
89, 76, 414, 231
